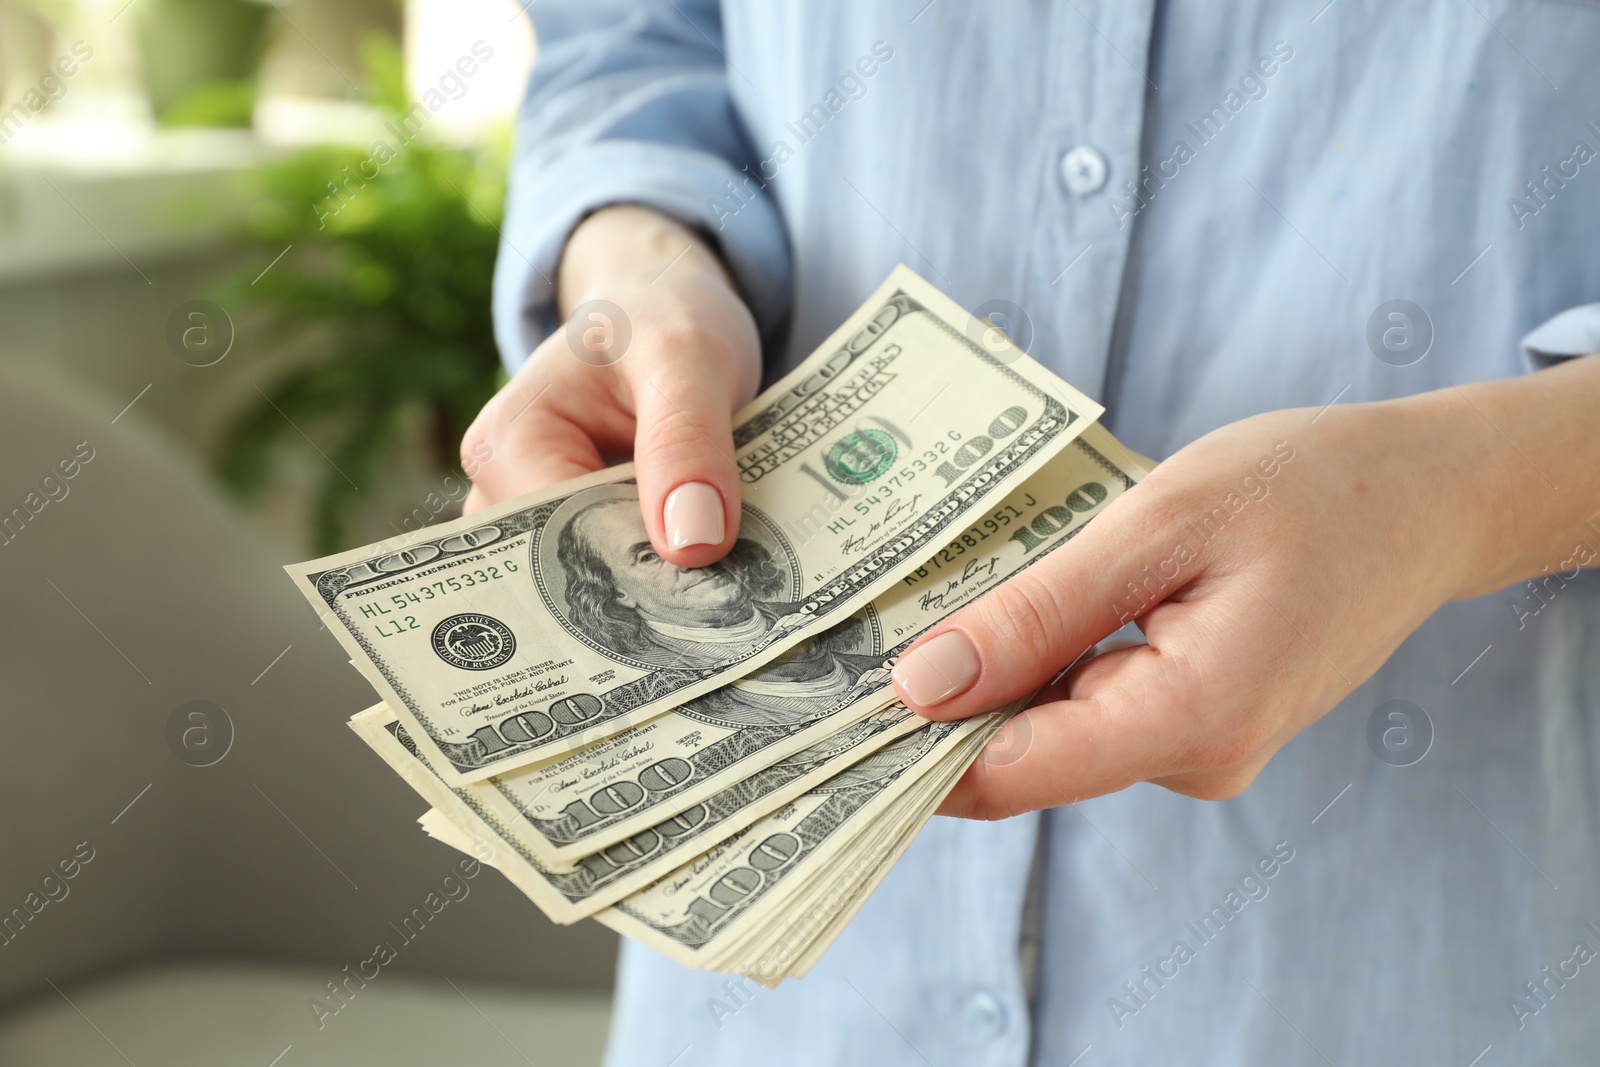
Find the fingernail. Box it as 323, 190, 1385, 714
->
664, 481, 725, 549
893, 630, 981, 707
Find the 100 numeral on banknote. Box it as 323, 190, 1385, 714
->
286, 267, 1102, 786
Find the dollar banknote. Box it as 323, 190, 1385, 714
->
350, 700, 930, 922
465, 422, 1150, 862
720, 730, 992, 983
425, 708, 1005, 984
290, 266, 1102, 785
594, 708, 1010, 980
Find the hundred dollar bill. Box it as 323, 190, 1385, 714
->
594, 706, 1012, 974
470, 422, 1149, 861
427, 705, 1002, 982
351, 700, 930, 922
290, 266, 1102, 785
416, 731, 983, 985
425, 736, 982, 986
727, 728, 994, 983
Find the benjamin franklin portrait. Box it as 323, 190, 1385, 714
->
540, 485, 887, 717
541, 484, 805, 670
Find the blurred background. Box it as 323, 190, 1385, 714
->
0, 1, 621, 1063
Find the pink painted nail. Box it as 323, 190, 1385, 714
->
892, 630, 982, 707
664, 482, 725, 549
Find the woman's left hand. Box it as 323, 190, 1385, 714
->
889, 380, 1587, 818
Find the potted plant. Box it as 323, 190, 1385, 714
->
135, 0, 275, 127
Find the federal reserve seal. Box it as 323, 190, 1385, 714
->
431, 613, 516, 670
824, 428, 897, 485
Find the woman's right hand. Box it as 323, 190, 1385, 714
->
460, 204, 761, 569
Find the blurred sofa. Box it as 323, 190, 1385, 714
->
0, 366, 617, 1065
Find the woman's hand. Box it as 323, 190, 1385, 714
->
891, 366, 1600, 818
461, 204, 760, 568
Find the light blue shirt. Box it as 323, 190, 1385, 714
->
493, 3, 1600, 1064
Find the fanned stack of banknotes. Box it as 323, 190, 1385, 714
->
286, 267, 1154, 985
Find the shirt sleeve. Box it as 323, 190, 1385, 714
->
492, 1, 793, 374
1521, 302, 1600, 370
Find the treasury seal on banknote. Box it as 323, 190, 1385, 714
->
431, 614, 517, 670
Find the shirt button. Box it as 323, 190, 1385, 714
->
964, 989, 1009, 1041
1060, 145, 1108, 196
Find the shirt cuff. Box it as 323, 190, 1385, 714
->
491, 138, 793, 374
1521, 302, 1600, 369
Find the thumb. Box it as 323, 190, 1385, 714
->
630, 362, 745, 568
891, 491, 1176, 718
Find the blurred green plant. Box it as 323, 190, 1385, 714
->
216, 36, 507, 552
